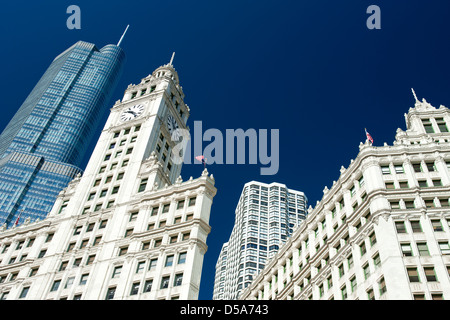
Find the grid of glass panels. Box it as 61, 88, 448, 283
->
0, 41, 125, 228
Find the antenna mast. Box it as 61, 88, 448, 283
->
169, 52, 175, 66
117, 25, 130, 47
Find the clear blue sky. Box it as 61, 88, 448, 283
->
1, 0, 450, 299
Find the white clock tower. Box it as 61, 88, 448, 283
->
0, 58, 217, 300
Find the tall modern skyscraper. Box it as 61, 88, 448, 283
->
213, 181, 307, 299
0, 40, 125, 228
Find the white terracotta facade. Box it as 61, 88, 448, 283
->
240, 96, 450, 300
0, 61, 217, 300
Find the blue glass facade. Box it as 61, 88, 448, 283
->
0, 41, 125, 227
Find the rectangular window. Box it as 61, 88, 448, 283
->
367, 288, 375, 300
160, 276, 170, 289
142, 241, 150, 250
424, 199, 434, 208
65, 277, 75, 289
178, 252, 187, 264
138, 178, 148, 193
129, 212, 138, 222
373, 253, 381, 268
73, 258, 82, 267
363, 264, 370, 280
405, 201, 415, 209
424, 267, 437, 282
174, 273, 183, 286
99, 220, 108, 229
418, 180, 428, 188
395, 221, 407, 233
410, 221, 422, 232
394, 165, 404, 174
130, 283, 140, 295
426, 162, 435, 172
124, 229, 133, 237
369, 232, 377, 246
350, 276, 357, 292
360, 242, 367, 256
148, 259, 158, 270
436, 118, 448, 132
399, 181, 409, 189
86, 220, 97, 233
177, 200, 185, 210
438, 242, 450, 255
99, 189, 107, 198
80, 274, 89, 285
51, 280, 61, 292
401, 243, 413, 257
19, 287, 29, 299
431, 220, 443, 232
341, 285, 347, 300
390, 201, 400, 210
385, 182, 395, 190
118, 246, 128, 256
432, 179, 442, 187
143, 280, 153, 293
105, 287, 116, 300
359, 176, 365, 187
165, 255, 174, 267
154, 239, 162, 247
422, 119, 434, 133
379, 277, 387, 295
381, 166, 391, 174
338, 264, 344, 278
413, 163, 422, 172
407, 267, 420, 282
417, 242, 430, 256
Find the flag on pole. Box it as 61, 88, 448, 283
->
365, 128, 374, 145
14, 210, 23, 227
195, 155, 207, 167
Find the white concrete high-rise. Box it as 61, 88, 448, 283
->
213, 181, 307, 299
240, 94, 450, 300
0, 59, 217, 300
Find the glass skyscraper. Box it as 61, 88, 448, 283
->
213, 181, 307, 299
0, 41, 125, 228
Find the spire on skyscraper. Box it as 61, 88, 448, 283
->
169, 52, 175, 66
411, 88, 419, 103
117, 25, 130, 47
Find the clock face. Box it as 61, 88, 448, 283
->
167, 114, 179, 139
120, 104, 144, 122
